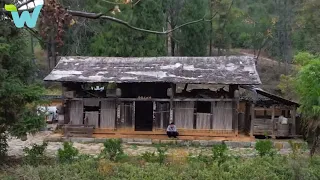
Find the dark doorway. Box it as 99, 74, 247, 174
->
135, 101, 153, 131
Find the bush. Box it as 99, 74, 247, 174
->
155, 145, 168, 164
57, 142, 79, 163
23, 142, 48, 166
255, 140, 276, 157
212, 143, 228, 166
100, 139, 124, 161
141, 151, 157, 163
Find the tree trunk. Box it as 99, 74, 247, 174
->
209, 0, 214, 56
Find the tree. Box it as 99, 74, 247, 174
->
293, 0, 320, 55
294, 55, 320, 156
0, 19, 45, 159
178, 0, 209, 56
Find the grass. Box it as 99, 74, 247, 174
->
0, 138, 315, 180
1, 154, 320, 180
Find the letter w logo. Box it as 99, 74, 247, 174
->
5, 5, 43, 28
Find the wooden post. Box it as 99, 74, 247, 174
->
234, 90, 239, 137
271, 105, 275, 138
250, 103, 255, 137
116, 103, 120, 130
234, 100, 239, 137
132, 101, 135, 130
291, 105, 296, 136
152, 101, 156, 131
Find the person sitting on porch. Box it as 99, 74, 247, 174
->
167, 122, 178, 138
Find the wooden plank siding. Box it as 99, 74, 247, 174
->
174, 101, 194, 129
100, 100, 116, 129
196, 113, 211, 129
69, 100, 84, 125
212, 101, 233, 130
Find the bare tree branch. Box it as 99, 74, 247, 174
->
133, 0, 142, 7
68, 9, 217, 34
1, 6, 217, 35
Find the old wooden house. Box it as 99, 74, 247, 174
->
44, 56, 261, 138
239, 86, 300, 138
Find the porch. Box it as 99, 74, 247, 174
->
64, 98, 240, 138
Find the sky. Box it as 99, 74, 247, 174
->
19, 0, 44, 10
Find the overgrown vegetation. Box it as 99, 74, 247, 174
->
188, 143, 230, 167
0, 138, 316, 179
57, 142, 79, 163
255, 140, 276, 157
100, 139, 124, 161
23, 142, 48, 166
0, 141, 318, 180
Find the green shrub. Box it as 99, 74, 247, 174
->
23, 142, 48, 166
255, 140, 276, 157
212, 143, 228, 166
141, 151, 157, 163
100, 139, 123, 161
57, 142, 79, 163
156, 145, 168, 164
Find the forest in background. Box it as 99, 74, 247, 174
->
25, 0, 320, 100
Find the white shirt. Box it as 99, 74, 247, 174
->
167, 125, 177, 132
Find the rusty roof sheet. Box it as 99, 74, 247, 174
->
43, 56, 261, 84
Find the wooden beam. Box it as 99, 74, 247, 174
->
170, 84, 175, 123
234, 99, 239, 137
132, 101, 135, 130
69, 98, 234, 102
152, 101, 156, 131
116, 103, 120, 130
250, 103, 255, 137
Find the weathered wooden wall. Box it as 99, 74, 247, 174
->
196, 113, 211, 129
174, 101, 194, 129
69, 100, 83, 125
212, 101, 233, 130
100, 100, 116, 129
252, 106, 295, 137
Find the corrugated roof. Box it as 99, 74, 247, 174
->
44, 56, 261, 84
